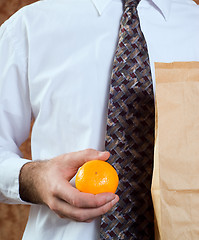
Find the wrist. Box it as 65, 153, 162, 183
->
19, 160, 46, 204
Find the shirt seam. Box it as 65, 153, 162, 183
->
1, 10, 28, 75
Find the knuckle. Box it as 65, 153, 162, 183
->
62, 153, 69, 161
84, 148, 93, 155
48, 199, 57, 212
94, 196, 103, 207
70, 197, 76, 207
71, 198, 81, 208
85, 148, 98, 156
57, 214, 65, 219
77, 214, 87, 222
101, 207, 108, 215
72, 210, 87, 222
49, 183, 57, 197
101, 203, 111, 215
90, 195, 100, 208
74, 199, 81, 208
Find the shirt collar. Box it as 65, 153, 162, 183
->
91, 0, 112, 15
91, 0, 172, 20
151, 0, 172, 20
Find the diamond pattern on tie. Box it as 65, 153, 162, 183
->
100, 0, 155, 239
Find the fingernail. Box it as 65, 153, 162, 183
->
99, 151, 110, 158
112, 195, 119, 204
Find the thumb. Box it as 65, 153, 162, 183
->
67, 149, 110, 170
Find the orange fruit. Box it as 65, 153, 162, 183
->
75, 160, 119, 194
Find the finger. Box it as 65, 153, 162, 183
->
56, 181, 117, 208
71, 195, 119, 222
53, 195, 119, 222
84, 218, 95, 223
66, 149, 110, 169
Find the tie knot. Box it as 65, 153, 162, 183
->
123, 0, 141, 8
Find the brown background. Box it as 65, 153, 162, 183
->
0, 1, 37, 240
0, 0, 199, 239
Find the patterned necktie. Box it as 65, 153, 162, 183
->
100, 0, 155, 239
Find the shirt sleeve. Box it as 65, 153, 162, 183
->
0, 15, 32, 204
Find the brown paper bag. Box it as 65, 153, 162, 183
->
151, 62, 199, 240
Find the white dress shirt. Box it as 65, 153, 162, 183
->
0, 0, 199, 239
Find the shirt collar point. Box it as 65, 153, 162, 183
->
151, 0, 172, 21
91, 0, 111, 16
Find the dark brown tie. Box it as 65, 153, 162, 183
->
100, 0, 155, 239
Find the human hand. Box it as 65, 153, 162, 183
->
19, 149, 119, 222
